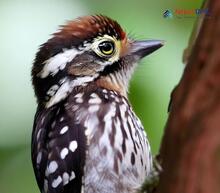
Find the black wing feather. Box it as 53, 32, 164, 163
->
31, 103, 86, 193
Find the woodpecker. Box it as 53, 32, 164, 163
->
31, 15, 163, 193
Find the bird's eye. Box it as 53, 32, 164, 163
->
98, 41, 115, 56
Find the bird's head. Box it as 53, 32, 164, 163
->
32, 15, 163, 108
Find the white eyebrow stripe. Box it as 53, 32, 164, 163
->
37, 48, 83, 78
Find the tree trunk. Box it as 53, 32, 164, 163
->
155, 0, 220, 193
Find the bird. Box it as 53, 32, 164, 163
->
31, 15, 163, 193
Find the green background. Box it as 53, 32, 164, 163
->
0, 0, 203, 192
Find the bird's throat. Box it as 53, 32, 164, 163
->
95, 76, 127, 97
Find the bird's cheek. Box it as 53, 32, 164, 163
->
68, 62, 106, 76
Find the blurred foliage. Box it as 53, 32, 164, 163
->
0, 0, 203, 192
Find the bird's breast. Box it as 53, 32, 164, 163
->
69, 88, 152, 193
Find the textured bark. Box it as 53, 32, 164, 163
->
155, 0, 220, 193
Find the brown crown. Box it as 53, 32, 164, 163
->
55, 15, 126, 42
33, 15, 126, 69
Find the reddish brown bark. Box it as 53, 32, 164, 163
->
156, 0, 220, 193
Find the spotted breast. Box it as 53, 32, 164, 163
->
32, 86, 152, 193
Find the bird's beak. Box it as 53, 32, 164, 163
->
130, 40, 164, 59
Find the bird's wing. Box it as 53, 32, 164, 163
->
31, 104, 86, 193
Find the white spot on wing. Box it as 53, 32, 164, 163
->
69, 141, 78, 152
36, 129, 42, 141
62, 172, 69, 185
52, 176, 62, 188
60, 126, 68, 135
37, 152, 42, 164
69, 171, 75, 180
41, 116, 45, 124
60, 148, 69, 159
48, 161, 58, 174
